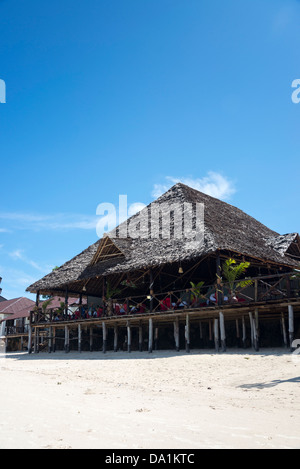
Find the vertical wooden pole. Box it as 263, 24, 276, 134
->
148, 318, 153, 353
64, 326, 69, 353
174, 317, 179, 351
236, 319, 240, 347
90, 327, 93, 352
254, 309, 259, 351
185, 314, 190, 353
242, 315, 246, 348
78, 324, 82, 353
209, 320, 212, 342
28, 323, 32, 354
138, 322, 143, 352
249, 312, 254, 349
65, 326, 69, 353
102, 321, 107, 353
281, 312, 288, 348
127, 321, 131, 353
216, 253, 223, 305
53, 327, 56, 352
65, 289, 69, 320
214, 318, 219, 352
34, 291, 39, 353
154, 327, 158, 350
114, 325, 118, 352
34, 328, 39, 353
199, 321, 203, 342
48, 326, 52, 353
219, 312, 226, 352
149, 270, 154, 313
254, 279, 258, 302
288, 304, 294, 351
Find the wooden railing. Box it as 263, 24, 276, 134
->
5, 325, 30, 335
30, 272, 300, 325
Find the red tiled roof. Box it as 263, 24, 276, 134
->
0, 297, 35, 316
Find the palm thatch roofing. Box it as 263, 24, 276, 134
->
26, 183, 300, 296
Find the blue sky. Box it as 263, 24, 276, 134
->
0, 0, 300, 300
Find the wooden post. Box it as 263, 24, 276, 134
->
64, 326, 69, 353
288, 304, 294, 351
174, 317, 180, 351
199, 321, 203, 343
65, 289, 69, 320
102, 321, 107, 353
209, 320, 212, 342
242, 315, 246, 348
219, 312, 226, 352
185, 314, 190, 353
249, 312, 254, 349
281, 312, 288, 348
236, 319, 240, 347
127, 321, 131, 353
254, 279, 258, 302
53, 327, 56, 352
114, 325, 118, 352
48, 326, 52, 353
254, 309, 259, 351
138, 322, 143, 352
149, 270, 154, 313
214, 318, 219, 352
34, 328, 39, 353
78, 324, 82, 353
34, 291, 39, 353
148, 318, 153, 353
216, 253, 223, 305
90, 327, 93, 352
28, 324, 32, 354
154, 327, 158, 350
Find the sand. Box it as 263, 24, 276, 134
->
0, 347, 299, 449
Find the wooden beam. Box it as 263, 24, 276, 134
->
281, 312, 288, 348
127, 321, 131, 353
139, 322, 143, 352
114, 325, 118, 352
28, 325, 32, 354
242, 315, 246, 348
148, 318, 153, 353
174, 317, 179, 351
90, 327, 93, 352
214, 318, 219, 352
48, 326, 52, 353
219, 312, 226, 352
154, 327, 158, 351
78, 324, 82, 353
64, 326, 69, 353
53, 327, 56, 352
185, 314, 190, 353
102, 321, 107, 353
288, 304, 294, 351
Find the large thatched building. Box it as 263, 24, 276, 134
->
26, 183, 300, 353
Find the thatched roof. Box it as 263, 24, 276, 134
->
27, 183, 300, 295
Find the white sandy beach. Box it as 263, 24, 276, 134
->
0, 348, 299, 449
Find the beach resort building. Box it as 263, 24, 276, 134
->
23, 183, 300, 354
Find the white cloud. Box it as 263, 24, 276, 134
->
0, 212, 99, 232
128, 202, 147, 217
152, 172, 236, 201
9, 249, 48, 273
